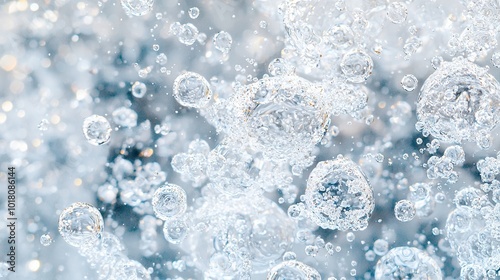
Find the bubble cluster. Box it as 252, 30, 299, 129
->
446, 187, 500, 277
112, 107, 138, 128
416, 57, 500, 148
58, 202, 104, 247
426, 145, 465, 183
151, 184, 187, 220
82, 115, 112, 146
304, 156, 374, 231
375, 247, 442, 279
171, 22, 199, 45
171, 139, 210, 187
172, 71, 212, 108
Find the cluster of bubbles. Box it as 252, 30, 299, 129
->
4, 0, 500, 278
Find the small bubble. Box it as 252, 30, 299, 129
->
386, 2, 408, 24
40, 234, 52, 246
188, 7, 200, 19
373, 239, 389, 256
163, 218, 188, 244
213, 31, 233, 53
82, 115, 112, 146
259, 20, 267, 29
401, 74, 418, 91
346, 232, 355, 242
112, 107, 138, 128
340, 49, 373, 83
132, 81, 147, 98
431, 56, 443, 69
152, 184, 187, 220
152, 44, 159, 51
173, 71, 212, 108
38, 119, 49, 131
394, 200, 416, 222
121, 0, 154, 17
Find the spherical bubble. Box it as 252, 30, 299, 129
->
213, 31, 232, 53
373, 239, 389, 256
461, 264, 486, 280
173, 71, 212, 108
151, 184, 187, 220
230, 75, 330, 165
112, 107, 138, 128
267, 260, 321, 280
443, 145, 465, 165
188, 7, 200, 19
82, 115, 112, 146
120, 0, 154, 17
340, 49, 373, 83
113, 259, 151, 280
374, 247, 442, 280
431, 56, 443, 70
386, 2, 408, 24
173, 23, 199, 45
163, 218, 188, 244
131, 81, 147, 98
40, 234, 52, 246
401, 74, 418, 92
58, 202, 104, 247
416, 57, 500, 148
394, 199, 416, 222
304, 156, 374, 231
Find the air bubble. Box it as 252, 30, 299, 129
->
267, 260, 321, 280
340, 49, 373, 83
82, 115, 112, 146
121, 0, 154, 17
152, 184, 187, 220
173, 71, 212, 108
188, 7, 200, 19
131, 81, 147, 98
58, 202, 103, 247
213, 31, 233, 54
401, 74, 418, 91
112, 107, 138, 128
394, 199, 416, 222
386, 2, 408, 24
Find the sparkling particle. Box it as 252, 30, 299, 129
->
112, 107, 138, 128
267, 260, 321, 280
188, 7, 200, 19
375, 247, 442, 279
121, 0, 154, 17
173, 71, 212, 108
394, 200, 416, 222
131, 81, 147, 98
152, 184, 187, 220
213, 31, 233, 53
340, 49, 373, 83
386, 2, 408, 24
401, 74, 418, 92
58, 202, 104, 247
304, 156, 374, 231
82, 115, 112, 146
416, 57, 500, 148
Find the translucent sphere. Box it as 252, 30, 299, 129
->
267, 260, 321, 280
401, 74, 418, 92
340, 49, 373, 83
230, 75, 330, 165
375, 247, 442, 279
82, 115, 112, 146
40, 234, 52, 246
213, 31, 233, 53
373, 239, 389, 256
416, 57, 500, 148
152, 184, 187, 220
394, 200, 416, 222
131, 81, 147, 98
58, 202, 104, 247
112, 107, 138, 128
304, 156, 374, 231
386, 2, 408, 24
120, 0, 154, 17
163, 218, 188, 244
188, 7, 200, 19
173, 71, 212, 108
